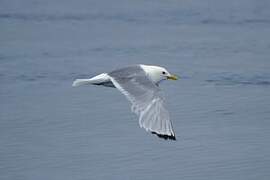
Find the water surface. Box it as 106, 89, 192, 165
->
1, 0, 270, 179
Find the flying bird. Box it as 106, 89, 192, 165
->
72, 64, 178, 140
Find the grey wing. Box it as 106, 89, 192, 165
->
109, 66, 175, 140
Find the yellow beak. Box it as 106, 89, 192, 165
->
167, 74, 179, 80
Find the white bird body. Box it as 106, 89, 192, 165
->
72, 64, 178, 140
73, 65, 175, 87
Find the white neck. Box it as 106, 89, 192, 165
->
140, 64, 164, 84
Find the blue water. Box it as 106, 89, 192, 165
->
1, 0, 270, 179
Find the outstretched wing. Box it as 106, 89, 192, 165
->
108, 66, 175, 140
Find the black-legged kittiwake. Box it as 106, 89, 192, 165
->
72, 64, 178, 140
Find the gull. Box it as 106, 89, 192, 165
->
72, 64, 178, 140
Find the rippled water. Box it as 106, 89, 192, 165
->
1, 0, 270, 179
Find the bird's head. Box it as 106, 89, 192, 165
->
140, 65, 179, 84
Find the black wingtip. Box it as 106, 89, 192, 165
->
151, 132, 176, 140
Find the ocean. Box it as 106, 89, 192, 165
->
1, 0, 270, 179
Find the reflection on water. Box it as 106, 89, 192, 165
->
206, 73, 270, 86
2, 12, 270, 26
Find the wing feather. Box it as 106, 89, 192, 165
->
108, 67, 175, 140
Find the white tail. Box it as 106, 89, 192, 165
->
72, 79, 92, 87
72, 73, 110, 87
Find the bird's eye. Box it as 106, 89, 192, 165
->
162, 71, 166, 75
